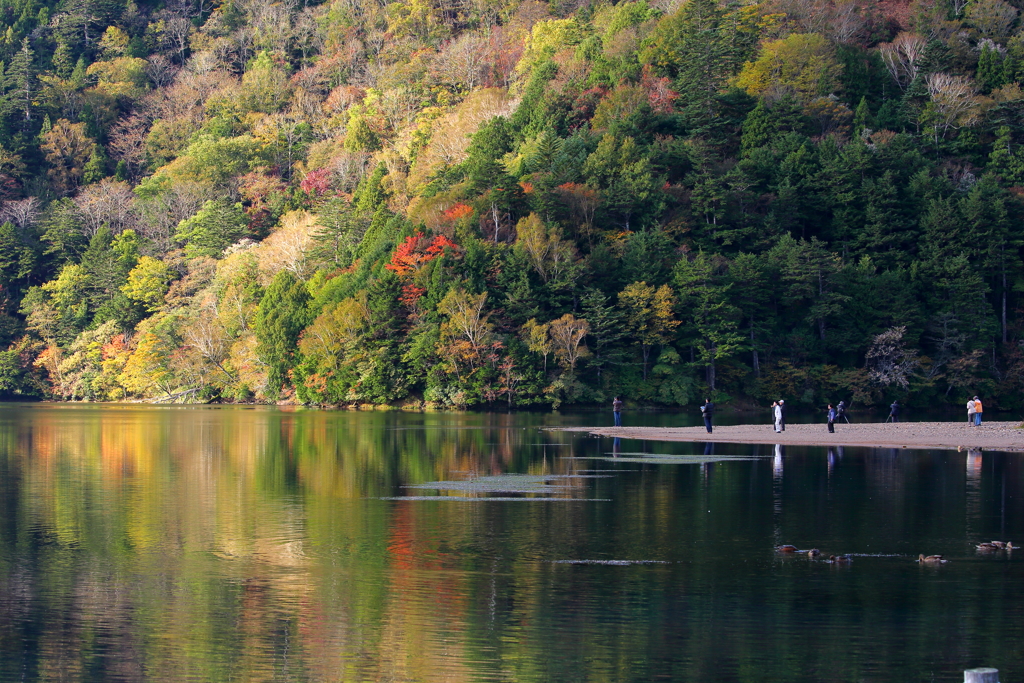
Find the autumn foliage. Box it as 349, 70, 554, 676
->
0, 0, 1020, 412
386, 233, 460, 275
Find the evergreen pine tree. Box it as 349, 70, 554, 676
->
70, 56, 87, 88
82, 145, 107, 184
1003, 52, 1020, 86
52, 40, 74, 79
465, 117, 515, 193
740, 99, 776, 154
641, 0, 730, 122
255, 271, 312, 395
853, 96, 872, 134
5, 38, 33, 126
988, 126, 1024, 184
0, 221, 35, 295
580, 288, 627, 383
673, 251, 743, 390
978, 43, 1006, 92
874, 99, 903, 131
353, 163, 390, 214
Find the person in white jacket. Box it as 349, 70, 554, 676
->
773, 401, 783, 433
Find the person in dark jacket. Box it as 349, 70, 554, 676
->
827, 404, 836, 433
887, 401, 900, 423
701, 398, 714, 433
836, 400, 850, 423
612, 396, 623, 427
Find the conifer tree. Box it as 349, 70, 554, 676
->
580, 288, 626, 383
853, 96, 872, 134
978, 43, 1006, 92
0, 220, 35, 294
674, 251, 743, 391
6, 37, 33, 126
641, 0, 730, 121
255, 271, 311, 395
988, 126, 1024, 184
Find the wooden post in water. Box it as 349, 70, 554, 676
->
964, 668, 999, 683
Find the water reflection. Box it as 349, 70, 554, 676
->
0, 405, 1022, 682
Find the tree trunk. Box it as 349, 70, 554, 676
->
750, 320, 760, 377
1002, 262, 1008, 345
817, 271, 826, 341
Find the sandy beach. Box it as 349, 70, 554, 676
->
556, 421, 1024, 452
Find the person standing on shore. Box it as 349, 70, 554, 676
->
778, 399, 786, 431
888, 400, 900, 423
967, 397, 976, 425
827, 404, 836, 433
701, 398, 715, 433
773, 401, 783, 433
837, 400, 850, 423
612, 396, 623, 427
973, 396, 983, 426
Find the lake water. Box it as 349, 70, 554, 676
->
0, 404, 1022, 682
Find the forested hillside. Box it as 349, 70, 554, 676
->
0, 0, 1019, 409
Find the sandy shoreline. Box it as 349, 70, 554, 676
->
554, 421, 1024, 452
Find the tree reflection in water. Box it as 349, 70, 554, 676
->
0, 405, 1022, 682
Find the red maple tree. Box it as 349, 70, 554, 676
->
386, 233, 460, 275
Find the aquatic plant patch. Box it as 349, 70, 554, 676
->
401, 473, 614, 496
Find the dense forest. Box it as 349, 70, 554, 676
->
0, 0, 1018, 409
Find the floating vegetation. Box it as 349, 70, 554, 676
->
568, 454, 766, 465
404, 473, 611, 495
610, 452, 769, 459
549, 559, 670, 565
375, 496, 611, 502
395, 473, 610, 499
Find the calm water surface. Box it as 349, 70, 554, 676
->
0, 404, 1022, 682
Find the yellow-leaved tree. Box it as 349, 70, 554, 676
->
548, 313, 590, 371
513, 213, 577, 284
437, 288, 497, 380
618, 281, 679, 380
521, 318, 552, 372
733, 33, 842, 104
255, 210, 321, 283
122, 256, 174, 312
299, 292, 370, 374
120, 332, 174, 398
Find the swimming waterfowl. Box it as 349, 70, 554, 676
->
977, 541, 1014, 551
827, 554, 852, 564
917, 554, 948, 564
806, 548, 820, 558
776, 545, 799, 553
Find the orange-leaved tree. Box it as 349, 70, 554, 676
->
386, 232, 460, 275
